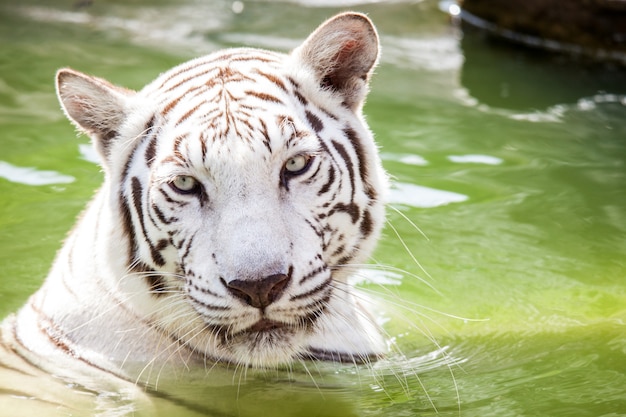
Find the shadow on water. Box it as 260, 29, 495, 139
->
460, 24, 626, 111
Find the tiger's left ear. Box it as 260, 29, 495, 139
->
293, 12, 379, 110
56, 68, 135, 160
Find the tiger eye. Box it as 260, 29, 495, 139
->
284, 155, 310, 174
170, 175, 199, 194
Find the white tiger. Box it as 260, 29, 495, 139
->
1, 12, 388, 390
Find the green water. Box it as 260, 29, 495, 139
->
1, 0, 625, 416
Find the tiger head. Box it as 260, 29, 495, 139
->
55, 12, 388, 367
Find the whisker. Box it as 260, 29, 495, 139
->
387, 204, 430, 242
333, 262, 441, 296
384, 218, 433, 282
325, 270, 468, 415
296, 358, 324, 396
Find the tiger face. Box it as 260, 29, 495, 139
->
53, 12, 387, 368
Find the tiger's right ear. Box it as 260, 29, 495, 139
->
56, 68, 135, 159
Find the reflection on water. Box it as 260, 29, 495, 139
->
459, 22, 626, 111
381, 152, 429, 166
0, 161, 75, 186
0, 0, 625, 416
447, 154, 502, 165
389, 182, 469, 208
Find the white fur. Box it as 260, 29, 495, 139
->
2, 13, 389, 386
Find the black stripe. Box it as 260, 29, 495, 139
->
293, 89, 308, 105
144, 116, 157, 166
118, 122, 159, 265
259, 118, 272, 153
118, 192, 137, 264
336, 253, 355, 266
189, 294, 230, 312
200, 132, 209, 164
152, 203, 178, 224
158, 187, 187, 206
330, 202, 360, 223
331, 245, 346, 258
360, 208, 374, 237
146, 192, 164, 231
343, 128, 367, 180
295, 293, 330, 317
306, 163, 322, 184
189, 282, 220, 298
290, 276, 332, 301
330, 139, 356, 201
180, 233, 195, 266
305, 110, 324, 133
344, 127, 377, 200
131, 177, 166, 267
298, 265, 328, 285
317, 164, 336, 196
131, 262, 168, 295
304, 217, 323, 238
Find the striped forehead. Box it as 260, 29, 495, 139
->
141, 49, 322, 172
146, 50, 290, 134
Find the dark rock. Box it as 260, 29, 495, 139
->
460, 0, 626, 62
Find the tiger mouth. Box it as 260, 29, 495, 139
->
225, 319, 298, 350
246, 318, 285, 333
202, 306, 325, 347
208, 319, 295, 341
224, 314, 318, 340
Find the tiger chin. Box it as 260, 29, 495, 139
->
1, 12, 389, 383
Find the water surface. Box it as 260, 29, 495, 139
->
1, 1, 625, 416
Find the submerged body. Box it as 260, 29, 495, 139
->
0, 12, 388, 389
